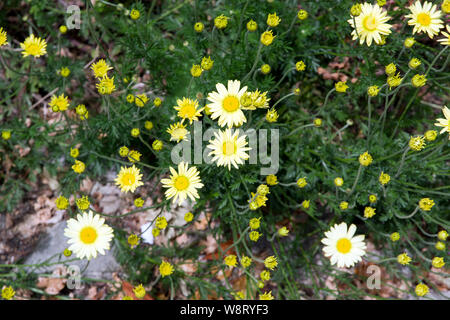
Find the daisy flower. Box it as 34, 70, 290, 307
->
166, 122, 189, 143
415, 283, 429, 296
96, 75, 115, 95
347, 3, 392, 46
64, 210, 114, 260
72, 160, 85, 174
90, 59, 113, 78
159, 261, 174, 277
321, 222, 367, 268
405, 1, 443, 39
20, 34, 47, 57
1, 286, 15, 300
135, 93, 149, 107
161, 162, 204, 205
49, 93, 70, 112
267, 13, 281, 27
190, 64, 202, 77
434, 106, 450, 139
0, 27, 7, 47
437, 25, 450, 46
214, 15, 228, 29
114, 165, 144, 193
259, 291, 274, 300
207, 128, 251, 170
174, 98, 204, 124
194, 22, 204, 32
207, 80, 248, 128
260, 30, 275, 46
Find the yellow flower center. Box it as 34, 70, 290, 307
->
56, 98, 66, 108
174, 175, 189, 191
417, 13, 431, 26
121, 173, 136, 186
173, 128, 185, 137
26, 43, 41, 55
94, 66, 106, 77
222, 96, 240, 112
362, 15, 378, 31
80, 226, 98, 244
222, 141, 237, 156
180, 103, 196, 118
336, 238, 352, 254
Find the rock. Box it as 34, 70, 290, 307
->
23, 221, 120, 280
140, 222, 154, 245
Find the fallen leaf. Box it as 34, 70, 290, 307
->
36, 265, 67, 295
204, 240, 236, 261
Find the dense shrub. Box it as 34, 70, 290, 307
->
0, 0, 449, 300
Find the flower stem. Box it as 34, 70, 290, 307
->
425, 46, 448, 76
394, 146, 410, 178
366, 96, 372, 149
280, 13, 298, 38
392, 47, 448, 138
232, 0, 249, 47
314, 88, 335, 117
284, 123, 315, 138
271, 92, 295, 109
394, 206, 419, 219
349, 164, 363, 196
270, 67, 296, 92
242, 42, 263, 82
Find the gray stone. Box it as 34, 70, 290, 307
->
23, 221, 120, 280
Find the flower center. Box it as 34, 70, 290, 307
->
27, 43, 40, 55
80, 226, 98, 244
173, 128, 185, 137
417, 13, 431, 26
222, 96, 240, 112
222, 141, 237, 156
363, 15, 378, 31
121, 173, 136, 186
336, 238, 352, 254
56, 99, 66, 108
180, 103, 196, 118
174, 175, 189, 191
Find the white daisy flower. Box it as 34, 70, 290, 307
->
160, 161, 204, 205
207, 80, 248, 128
347, 3, 392, 46
321, 222, 367, 268
207, 128, 251, 170
64, 211, 114, 260
405, 1, 444, 39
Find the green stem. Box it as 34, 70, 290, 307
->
425, 46, 448, 76
242, 41, 263, 82
271, 92, 295, 109
314, 88, 335, 117
393, 47, 448, 138
366, 96, 372, 148
394, 205, 419, 219
280, 13, 298, 38
349, 164, 363, 195
283, 123, 314, 139
232, 0, 249, 47
270, 68, 295, 92
394, 146, 410, 178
